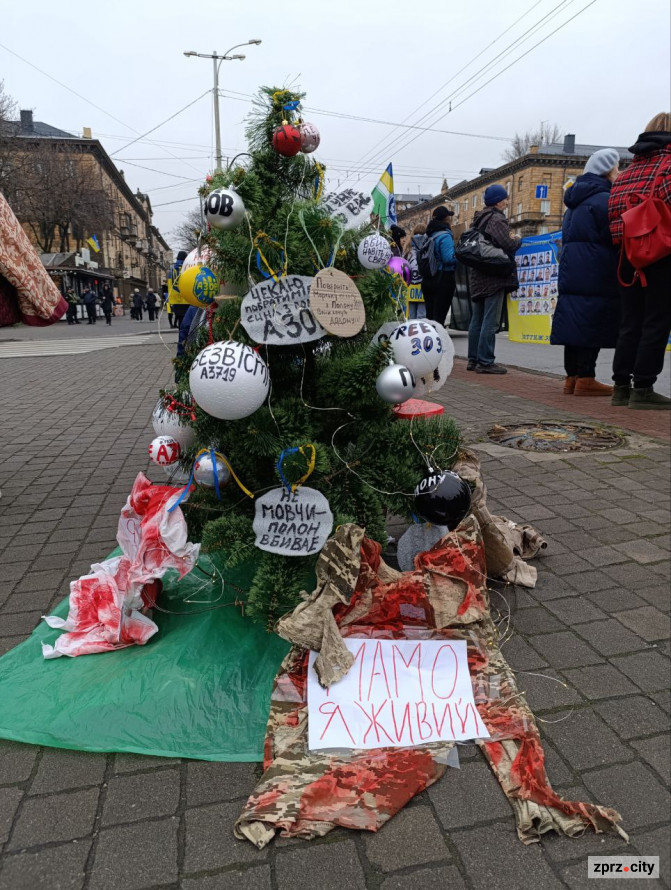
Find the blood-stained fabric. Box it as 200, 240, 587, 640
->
42, 474, 199, 658
235, 518, 626, 848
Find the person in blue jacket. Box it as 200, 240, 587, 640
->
550, 149, 621, 396
421, 206, 456, 324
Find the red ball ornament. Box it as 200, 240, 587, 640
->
272, 124, 302, 157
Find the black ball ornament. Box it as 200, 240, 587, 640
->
414, 469, 472, 529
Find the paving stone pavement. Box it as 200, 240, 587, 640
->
0, 335, 669, 890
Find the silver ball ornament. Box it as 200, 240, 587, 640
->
375, 363, 416, 404
204, 187, 246, 230
193, 453, 231, 489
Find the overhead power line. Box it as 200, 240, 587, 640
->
110, 91, 211, 156
340, 0, 579, 186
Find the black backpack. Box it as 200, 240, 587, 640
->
455, 211, 513, 272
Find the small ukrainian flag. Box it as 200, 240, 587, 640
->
87, 235, 101, 253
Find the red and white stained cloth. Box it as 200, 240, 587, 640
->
0, 191, 68, 327
42, 474, 199, 658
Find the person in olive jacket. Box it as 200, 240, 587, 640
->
550, 149, 620, 396
467, 185, 521, 374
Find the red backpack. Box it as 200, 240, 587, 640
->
618, 162, 671, 286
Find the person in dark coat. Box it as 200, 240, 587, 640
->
82, 287, 97, 324
550, 149, 620, 396
131, 288, 144, 321
422, 206, 456, 324
65, 288, 81, 325
608, 112, 671, 410
467, 185, 521, 374
100, 284, 114, 325
145, 289, 158, 321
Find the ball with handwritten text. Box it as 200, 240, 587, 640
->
389, 320, 444, 377
193, 452, 231, 489
299, 121, 320, 153
189, 340, 270, 421
148, 436, 181, 466
414, 469, 472, 528
358, 233, 392, 269
375, 363, 416, 404
272, 124, 302, 157
174, 265, 218, 308
204, 187, 246, 230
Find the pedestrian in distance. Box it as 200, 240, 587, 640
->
389, 224, 407, 258
82, 286, 97, 324
132, 288, 144, 321
467, 185, 521, 374
404, 224, 427, 319
421, 206, 456, 325
550, 148, 620, 396
145, 288, 158, 322
65, 288, 80, 325
608, 112, 671, 410
100, 284, 114, 325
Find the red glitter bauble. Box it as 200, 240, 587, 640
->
272, 124, 302, 157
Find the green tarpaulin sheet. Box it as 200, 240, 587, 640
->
0, 554, 290, 761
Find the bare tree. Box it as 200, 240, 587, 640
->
502, 123, 563, 162
0, 80, 17, 122
6, 141, 113, 253
170, 205, 204, 251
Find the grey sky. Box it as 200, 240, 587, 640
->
2, 0, 669, 249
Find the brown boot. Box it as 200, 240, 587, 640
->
574, 377, 614, 397
563, 376, 577, 394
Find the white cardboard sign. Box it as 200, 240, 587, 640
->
240, 275, 326, 345
322, 189, 373, 232
253, 487, 333, 556
308, 638, 489, 750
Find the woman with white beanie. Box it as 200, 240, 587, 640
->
550, 148, 621, 396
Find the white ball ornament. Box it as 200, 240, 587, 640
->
357, 233, 392, 270
189, 340, 270, 421
299, 121, 320, 154
204, 187, 246, 230
375, 363, 416, 404
193, 453, 231, 489
151, 395, 196, 451
389, 320, 443, 377
148, 436, 181, 466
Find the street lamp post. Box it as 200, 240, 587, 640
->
184, 40, 262, 172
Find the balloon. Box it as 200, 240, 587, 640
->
414, 469, 472, 528
299, 122, 320, 153
388, 255, 411, 284
389, 320, 443, 377
358, 234, 392, 270
174, 265, 218, 308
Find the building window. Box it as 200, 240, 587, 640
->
518, 176, 524, 192
505, 181, 511, 195
472, 194, 478, 208
517, 203, 523, 218
462, 200, 468, 215
540, 200, 550, 214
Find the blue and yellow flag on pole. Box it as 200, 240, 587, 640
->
87, 235, 101, 253
371, 163, 397, 227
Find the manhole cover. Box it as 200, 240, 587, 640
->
488, 422, 624, 453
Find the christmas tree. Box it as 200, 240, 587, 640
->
163, 86, 461, 627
